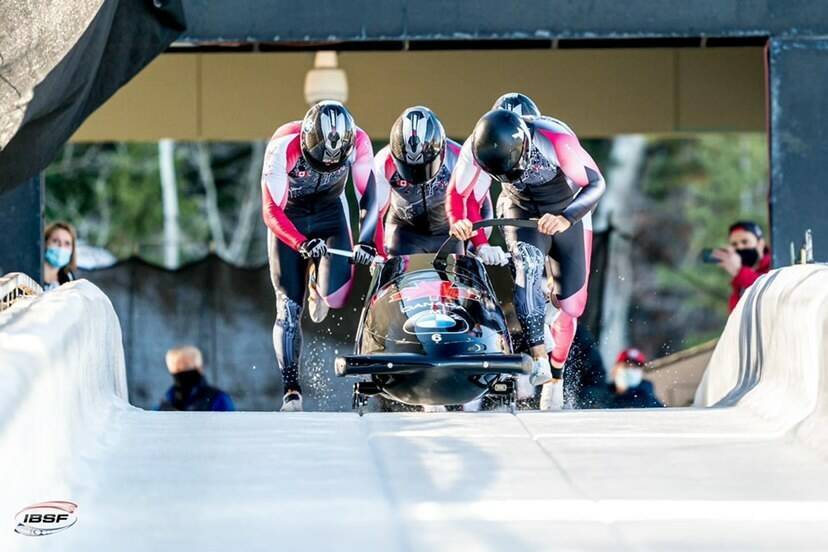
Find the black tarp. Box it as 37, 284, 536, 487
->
82, 234, 609, 411
0, 0, 185, 190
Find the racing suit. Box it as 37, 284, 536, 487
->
375, 139, 492, 255
261, 121, 389, 393
447, 116, 605, 369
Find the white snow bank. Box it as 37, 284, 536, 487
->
695, 264, 828, 448
0, 280, 129, 516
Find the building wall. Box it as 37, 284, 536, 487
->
73, 47, 765, 141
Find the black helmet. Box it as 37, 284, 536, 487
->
300, 101, 356, 172
471, 110, 531, 182
492, 92, 540, 118
389, 106, 446, 184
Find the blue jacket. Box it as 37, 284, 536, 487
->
605, 380, 663, 409
157, 375, 235, 411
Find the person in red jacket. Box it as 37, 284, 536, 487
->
712, 221, 772, 311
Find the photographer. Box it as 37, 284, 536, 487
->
711, 221, 771, 312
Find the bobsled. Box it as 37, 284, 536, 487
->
334, 219, 538, 414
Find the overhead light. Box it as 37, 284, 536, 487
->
304, 51, 348, 105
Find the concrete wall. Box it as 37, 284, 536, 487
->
72, 47, 765, 141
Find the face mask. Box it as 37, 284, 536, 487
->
45, 246, 72, 268
173, 369, 203, 388
736, 248, 760, 267
615, 368, 643, 390
626, 368, 643, 388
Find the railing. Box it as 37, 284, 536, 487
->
0, 272, 43, 313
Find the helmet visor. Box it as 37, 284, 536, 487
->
393, 155, 443, 184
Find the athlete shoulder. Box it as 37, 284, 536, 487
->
272, 120, 302, 140
352, 126, 374, 160
373, 144, 396, 183
456, 135, 477, 166
444, 138, 462, 170
355, 126, 372, 144
374, 143, 392, 163
531, 115, 577, 138
446, 138, 462, 156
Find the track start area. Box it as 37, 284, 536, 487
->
2, 266, 828, 551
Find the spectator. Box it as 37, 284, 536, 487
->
712, 221, 771, 312
606, 348, 663, 409
157, 346, 235, 411
43, 221, 77, 291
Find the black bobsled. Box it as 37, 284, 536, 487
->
335, 219, 538, 414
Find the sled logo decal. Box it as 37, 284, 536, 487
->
389, 280, 481, 304
14, 501, 78, 537
403, 310, 469, 335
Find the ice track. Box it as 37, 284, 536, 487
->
2, 265, 828, 551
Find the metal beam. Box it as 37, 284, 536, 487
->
180, 0, 828, 43
769, 38, 828, 264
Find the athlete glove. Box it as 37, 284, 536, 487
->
298, 238, 327, 259
352, 243, 377, 265
476, 244, 509, 266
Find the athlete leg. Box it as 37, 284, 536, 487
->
317, 197, 355, 309
547, 213, 592, 369
501, 200, 552, 351
268, 231, 308, 395
501, 199, 554, 387
539, 216, 590, 410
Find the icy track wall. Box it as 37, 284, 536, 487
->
0, 281, 128, 516
695, 264, 828, 452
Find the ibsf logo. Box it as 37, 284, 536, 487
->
14, 501, 78, 536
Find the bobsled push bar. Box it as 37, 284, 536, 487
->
433, 218, 539, 266
335, 353, 533, 377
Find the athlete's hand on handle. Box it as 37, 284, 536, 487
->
352, 243, 377, 265
476, 244, 510, 266
449, 219, 475, 241
538, 214, 572, 236
298, 238, 328, 259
